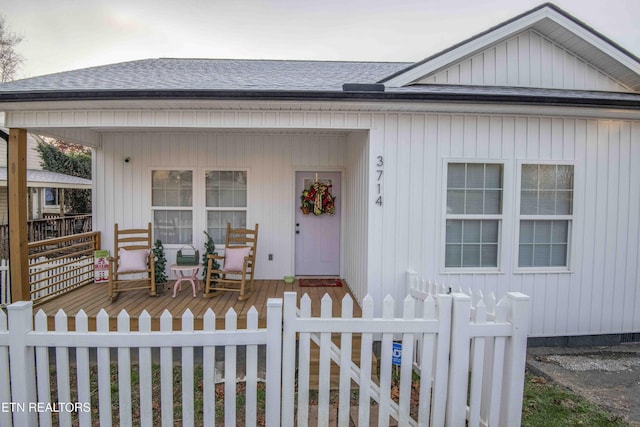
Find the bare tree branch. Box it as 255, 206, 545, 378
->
0, 14, 24, 82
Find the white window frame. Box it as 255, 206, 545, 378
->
204, 168, 249, 249
515, 160, 574, 273
44, 187, 60, 207
150, 168, 195, 247
442, 159, 505, 273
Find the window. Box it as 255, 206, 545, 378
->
45, 188, 59, 206
151, 170, 193, 245
445, 163, 503, 268
518, 164, 573, 268
205, 170, 247, 244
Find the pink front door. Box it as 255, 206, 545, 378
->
295, 172, 341, 276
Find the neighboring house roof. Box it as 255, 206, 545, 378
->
0, 3, 637, 109
0, 168, 92, 189
0, 129, 92, 189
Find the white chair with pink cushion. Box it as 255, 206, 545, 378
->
204, 223, 258, 301
107, 223, 156, 301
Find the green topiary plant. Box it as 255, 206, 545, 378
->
152, 239, 168, 292
202, 231, 220, 281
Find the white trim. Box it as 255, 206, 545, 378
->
43, 188, 60, 208
441, 159, 506, 274
441, 269, 506, 275
203, 168, 250, 251
542, 10, 640, 78
150, 168, 196, 248
149, 167, 253, 250
5, 104, 640, 133
513, 160, 575, 273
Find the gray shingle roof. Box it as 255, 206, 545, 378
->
0, 58, 637, 108
0, 168, 91, 189
0, 58, 409, 92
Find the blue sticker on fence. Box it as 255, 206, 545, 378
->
392, 342, 402, 365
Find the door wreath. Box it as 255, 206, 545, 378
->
300, 180, 335, 215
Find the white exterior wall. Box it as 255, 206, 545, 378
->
370, 113, 640, 337
344, 131, 369, 302
9, 104, 640, 337
417, 30, 632, 92
94, 131, 359, 283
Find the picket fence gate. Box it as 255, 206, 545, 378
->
0, 290, 529, 427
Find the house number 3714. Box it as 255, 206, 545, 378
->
376, 155, 383, 206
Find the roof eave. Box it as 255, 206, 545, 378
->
0, 89, 638, 110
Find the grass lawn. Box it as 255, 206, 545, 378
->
49, 363, 628, 425
522, 371, 628, 426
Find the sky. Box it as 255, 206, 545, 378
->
2, 0, 639, 80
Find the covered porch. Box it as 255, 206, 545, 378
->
34, 278, 361, 331
3, 108, 374, 311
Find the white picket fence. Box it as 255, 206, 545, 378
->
0, 260, 9, 306
407, 273, 534, 426
0, 290, 529, 427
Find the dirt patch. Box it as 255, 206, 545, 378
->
546, 353, 640, 372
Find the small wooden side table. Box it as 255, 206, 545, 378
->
170, 264, 202, 298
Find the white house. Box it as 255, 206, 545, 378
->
0, 3, 638, 341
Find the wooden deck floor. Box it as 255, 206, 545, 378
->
35, 279, 360, 331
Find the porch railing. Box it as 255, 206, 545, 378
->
0, 214, 92, 259
27, 231, 100, 305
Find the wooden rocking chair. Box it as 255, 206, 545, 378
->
108, 223, 156, 301
204, 223, 258, 301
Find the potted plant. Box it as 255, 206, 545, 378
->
152, 239, 168, 295
202, 231, 220, 285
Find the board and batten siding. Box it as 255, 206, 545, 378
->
93, 131, 371, 288
370, 113, 640, 337
344, 131, 369, 303
416, 29, 631, 93
72, 107, 640, 338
